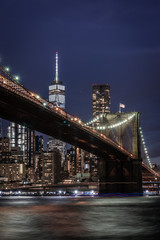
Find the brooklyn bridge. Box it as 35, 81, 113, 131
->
0, 65, 159, 194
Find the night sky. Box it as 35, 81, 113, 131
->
0, 0, 160, 164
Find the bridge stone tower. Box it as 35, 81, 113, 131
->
92, 112, 142, 194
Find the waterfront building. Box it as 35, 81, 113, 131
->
10, 147, 24, 162
65, 147, 76, 176
0, 137, 10, 153
65, 146, 98, 181
48, 52, 66, 165
7, 123, 35, 166
76, 147, 85, 174
84, 152, 98, 181
34, 135, 44, 182
0, 137, 25, 164
42, 150, 61, 184
26, 166, 34, 183
0, 162, 26, 182
34, 152, 43, 183
0, 137, 10, 162
35, 135, 44, 153
0, 138, 27, 182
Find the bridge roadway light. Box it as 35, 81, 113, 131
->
5, 67, 10, 72
15, 76, 20, 81
74, 190, 78, 195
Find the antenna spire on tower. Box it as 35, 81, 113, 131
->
55, 51, 59, 83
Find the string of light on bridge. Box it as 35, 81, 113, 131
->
139, 126, 152, 168
4, 66, 20, 82
85, 112, 152, 167
0, 64, 137, 160
84, 113, 136, 129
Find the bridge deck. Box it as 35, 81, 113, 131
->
0, 65, 135, 159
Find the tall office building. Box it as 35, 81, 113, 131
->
42, 150, 61, 184
92, 84, 110, 117
7, 123, 35, 166
65, 147, 76, 176
48, 52, 66, 165
0, 137, 10, 162
49, 52, 65, 108
90, 84, 111, 181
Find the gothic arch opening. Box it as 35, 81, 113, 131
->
108, 128, 118, 144
122, 126, 133, 153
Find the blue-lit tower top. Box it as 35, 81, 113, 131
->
49, 52, 65, 109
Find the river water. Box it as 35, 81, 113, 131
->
0, 196, 160, 240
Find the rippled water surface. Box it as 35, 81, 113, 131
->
0, 196, 160, 240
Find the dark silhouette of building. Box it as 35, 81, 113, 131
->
35, 135, 44, 153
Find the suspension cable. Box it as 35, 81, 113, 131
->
139, 126, 152, 168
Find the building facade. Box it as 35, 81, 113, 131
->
92, 84, 110, 118
35, 135, 44, 153
7, 123, 35, 166
0, 162, 26, 182
0, 137, 10, 162
42, 150, 61, 184
65, 147, 76, 176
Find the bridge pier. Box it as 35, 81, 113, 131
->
98, 157, 142, 194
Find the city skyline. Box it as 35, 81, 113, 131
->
0, 0, 160, 164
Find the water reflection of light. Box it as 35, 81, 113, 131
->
0, 196, 159, 239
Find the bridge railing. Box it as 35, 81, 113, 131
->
142, 162, 160, 178
0, 67, 135, 159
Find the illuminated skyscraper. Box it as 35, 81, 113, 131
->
7, 123, 35, 166
42, 150, 61, 184
49, 52, 65, 108
48, 52, 66, 165
92, 84, 110, 117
